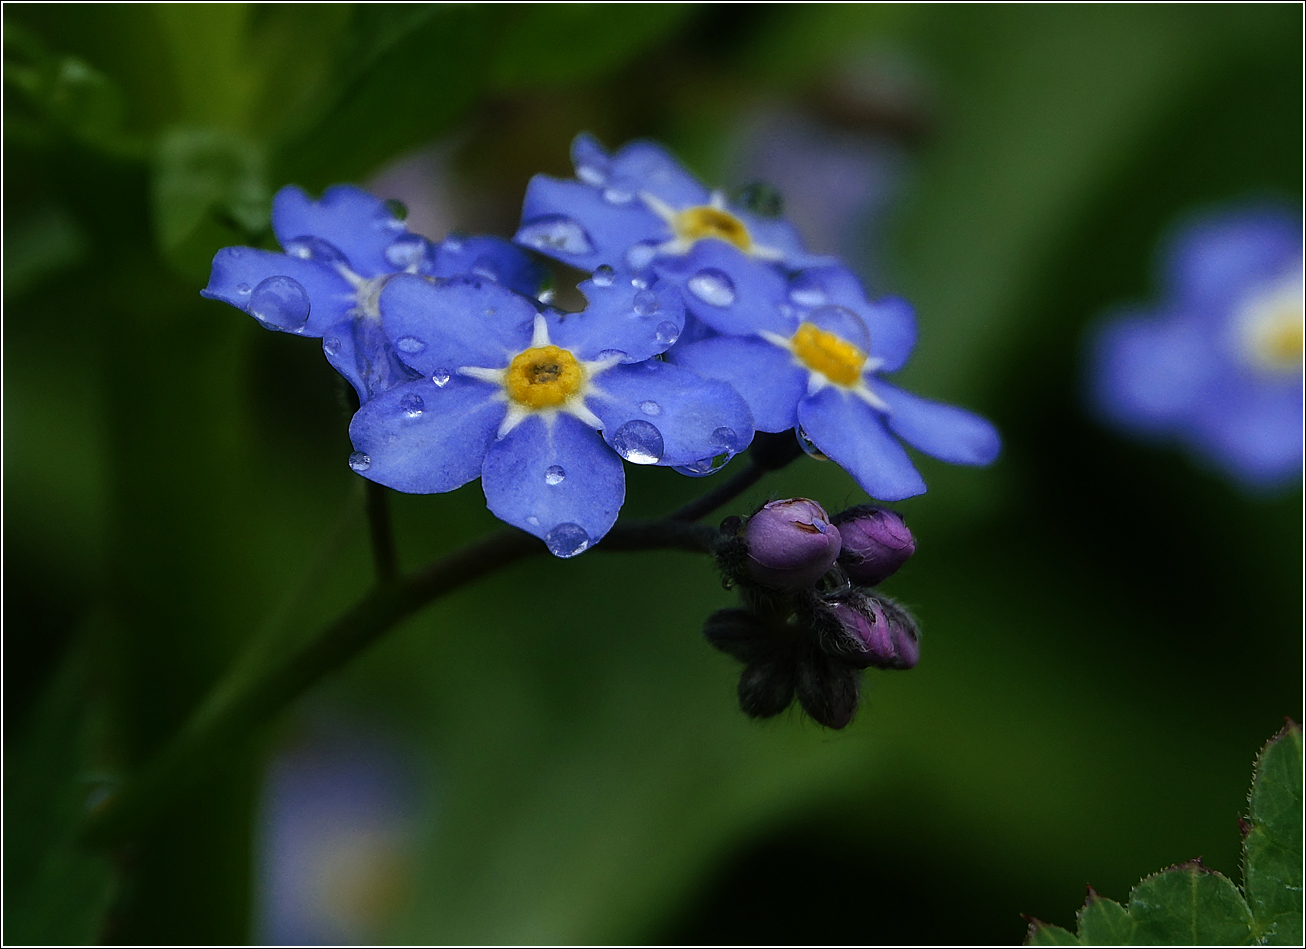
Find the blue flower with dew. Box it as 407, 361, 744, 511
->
1089, 207, 1303, 490
348, 271, 755, 556
670, 264, 1000, 501
202, 185, 545, 400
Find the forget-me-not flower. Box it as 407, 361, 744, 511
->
670, 264, 1001, 500
1090, 207, 1303, 490
348, 271, 755, 556
203, 185, 545, 400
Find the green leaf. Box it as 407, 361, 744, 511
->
1127, 861, 1254, 945
1244, 722, 1304, 945
1026, 917, 1081, 945
1077, 890, 1136, 945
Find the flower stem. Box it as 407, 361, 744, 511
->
365, 479, 399, 583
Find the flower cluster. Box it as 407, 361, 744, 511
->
1089, 206, 1303, 490
203, 134, 1001, 556
705, 498, 920, 729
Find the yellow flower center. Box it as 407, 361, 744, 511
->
504, 345, 585, 408
792, 322, 867, 386
1236, 272, 1304, 375
1250, 306, 1304, 373
673, 205, 752, 252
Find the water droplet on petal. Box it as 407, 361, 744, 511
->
400, 392, 425, 417
633, 290, 660, 316
596, 348, 628, 362
431, 369, 451, 387
576, 164, 606, 186
603, 187, 633, 205
655, 321, 680, 345
348, 451, 372, 472
537, 288, 556, 305
544, 464, 566, 485
323, 336, 341, 356
788, 274, 826, 309
592, 264, 615, 287
611, 419, 664, 465
687, 268, 736, 308
640, 400, 661, 416
545, 522, 590, 557
384, 234, 432, 270
807, 304, 870, 352
249, 275, 310, 330
796, 426, 829, 461
527, 515, 540, 526
285, 236, 347, 265
236, 283, 251, 294
396, 335, 426, 354
518, 215, 594, 256
384, 198, 409, 221
625, 242, 658, 270
673, 454, 732, 478
630, 275, 649, 289
711, 426, 738, 451
443, 237, 464, 253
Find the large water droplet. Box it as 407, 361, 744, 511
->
640, 400, 661, 416
576, 164, 606, 186
249, 275, 310, 330
711, 426, 738, 451
544, 465, 566, 485
348, 451, 372, 472
518, 215, 594, 256
655, 321, 680, 345
400, 392, 425, 417
545, 522, 590, 558
673, 453, 732, 478
788, 273, 826, 309
395, 335, 426, 354
611, 419, 664, 465
687, 269, 736, 308
596, 348, 628, 362
807, 304, 870, 352
385, 234, 432, 270
796, 426, 829, 461
633, 290, 660, 316
323, 336, 341, 356
592, 264, 615, 287
431, 369, 451, 387
603, 187, 633, 205
285, 236, 347, 265
625, 242, 658, 270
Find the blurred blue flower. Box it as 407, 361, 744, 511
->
1090, 207, 1303, 490
671, 264, 1000, 500
349, 271, 754, 556
202, 185, 545, 400
514, 133, 829, 334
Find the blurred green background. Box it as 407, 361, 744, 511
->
4, 3, 1301, 944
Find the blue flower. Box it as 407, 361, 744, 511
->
513, 133, 830, 331
669, 264, 1001, 501
1089, 207, 1303, 489
202, 185, 545, 400
348, 271, 755, 556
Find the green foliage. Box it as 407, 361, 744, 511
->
1024, 723, 1303, 945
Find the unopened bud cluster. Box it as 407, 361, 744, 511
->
706, 498, 919, 729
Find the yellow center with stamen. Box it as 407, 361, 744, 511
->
1250, 305, 1304, 373
792, 322, 866, 386
504, 345, 585, 408
673, 206, 752, 252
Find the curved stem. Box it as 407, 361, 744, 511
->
365, 479, 399, 582
668, 460, 766, 522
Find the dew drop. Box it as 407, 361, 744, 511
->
348, 451, 372, 472
545, 522, 590, 558
431, 369, 451, 387
323, 336, 341, 356
249, 275, 310, 330
596, 348, 628, 362
807, 304, 870, 352
633, 290, 660, 316
576, 164, 606, 186
687, 268, 736, 308
395, 335, 427, 354
236, 283, 251, 294
655, 321, 680, 345
400, 392, 425, 417
443, 237, 464, 253
711, 426, 738, 451
385, 234, 431, 270
603, 187, 633, 205
625, 242, 658, 270
640, 400, 662, 416
384, 198, 409, 221
517, 215, 594, 256
796, 426, 829, 461
544, 464, 566, 485
592, 264, 615, 287
630, 275, 650, 290
611, 419, 664, 465
788, 275, 826, 308
285, 236, 347, 265
537, 288, 556, 305
527, 515, 540, 527
673, 453, 732, 478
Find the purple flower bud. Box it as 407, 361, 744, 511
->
827, 595, 919, 670
743, 498, 842, 590
832, 504, 915, 586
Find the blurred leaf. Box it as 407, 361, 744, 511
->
2, 203, 87, 299
1244, 722, 1303, 944
1026, 918, 1081, 945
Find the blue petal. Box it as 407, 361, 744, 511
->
587, 361, 755, 468
431, 234, 547, 298
272, 185, 408, 279
201, 246, 355, 337
1192, 376, 1304, 488
1089, 312, 1216, 435
789, 266, 917, 371
481, 413, 624, 555
348, 377, 505, 493
796, 388, 926, 501
323, 316, 421, 403
744, 214, 831, 269
656, 241, 791, 336
548, 272, 685, 362
667, 336, 807, 432
571, 132, 613, 184
378, 274, 536, 376
517, 175, 664, 271
607, 140, 710, 209
876, 381, 1001, 465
